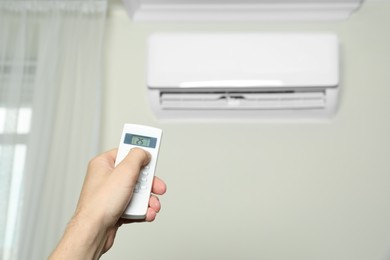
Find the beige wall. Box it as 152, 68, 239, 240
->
101, 3, 390, 259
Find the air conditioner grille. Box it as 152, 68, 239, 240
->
160, 91, 326, 110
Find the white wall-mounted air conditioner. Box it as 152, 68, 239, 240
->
123, 0, 363, 21
147, 33, 340, 121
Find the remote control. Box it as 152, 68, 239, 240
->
115, 124, 162, 219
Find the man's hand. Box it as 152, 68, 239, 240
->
49, 148, 167, 259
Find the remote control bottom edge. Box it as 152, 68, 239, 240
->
121, 214, 146, 220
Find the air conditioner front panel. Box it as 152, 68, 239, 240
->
147, 33, 339, 90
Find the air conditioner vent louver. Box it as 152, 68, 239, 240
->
160, 91, 326, 110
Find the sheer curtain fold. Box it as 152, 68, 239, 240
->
0, 1, 107, 259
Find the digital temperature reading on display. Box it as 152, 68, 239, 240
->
124, 133, 157, 148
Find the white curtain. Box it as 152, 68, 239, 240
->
0, 0, 107, 259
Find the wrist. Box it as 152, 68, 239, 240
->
49, 209, 108, 260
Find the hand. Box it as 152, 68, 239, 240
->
49, 148, 167, 260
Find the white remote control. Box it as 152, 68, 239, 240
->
115, 124, 162, 219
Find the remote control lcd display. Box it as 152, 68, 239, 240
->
124, 133, 157, 148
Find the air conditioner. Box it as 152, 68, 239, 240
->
147, 33, 340, 121
123, 0, 363, 21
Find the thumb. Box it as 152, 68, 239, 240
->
104, 148, 151, 220
112, 147, 151, 188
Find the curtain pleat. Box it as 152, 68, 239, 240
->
0, 1, 107, 259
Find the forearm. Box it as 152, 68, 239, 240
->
49, 211, 107, 260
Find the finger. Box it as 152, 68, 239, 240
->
149, 195, 161, 213
151, 176, 167, 195
120, 147, 151, 170
113, 148, 151, 184
145, 207, 158, 222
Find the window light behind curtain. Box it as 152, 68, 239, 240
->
0, 0, 107, 259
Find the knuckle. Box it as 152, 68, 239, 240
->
88, 154, 102, 168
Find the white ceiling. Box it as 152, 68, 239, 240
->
111, 0, 390, 4
112, 0, 390, 22
128, 0, 389, 3
140, 0, 359, 3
